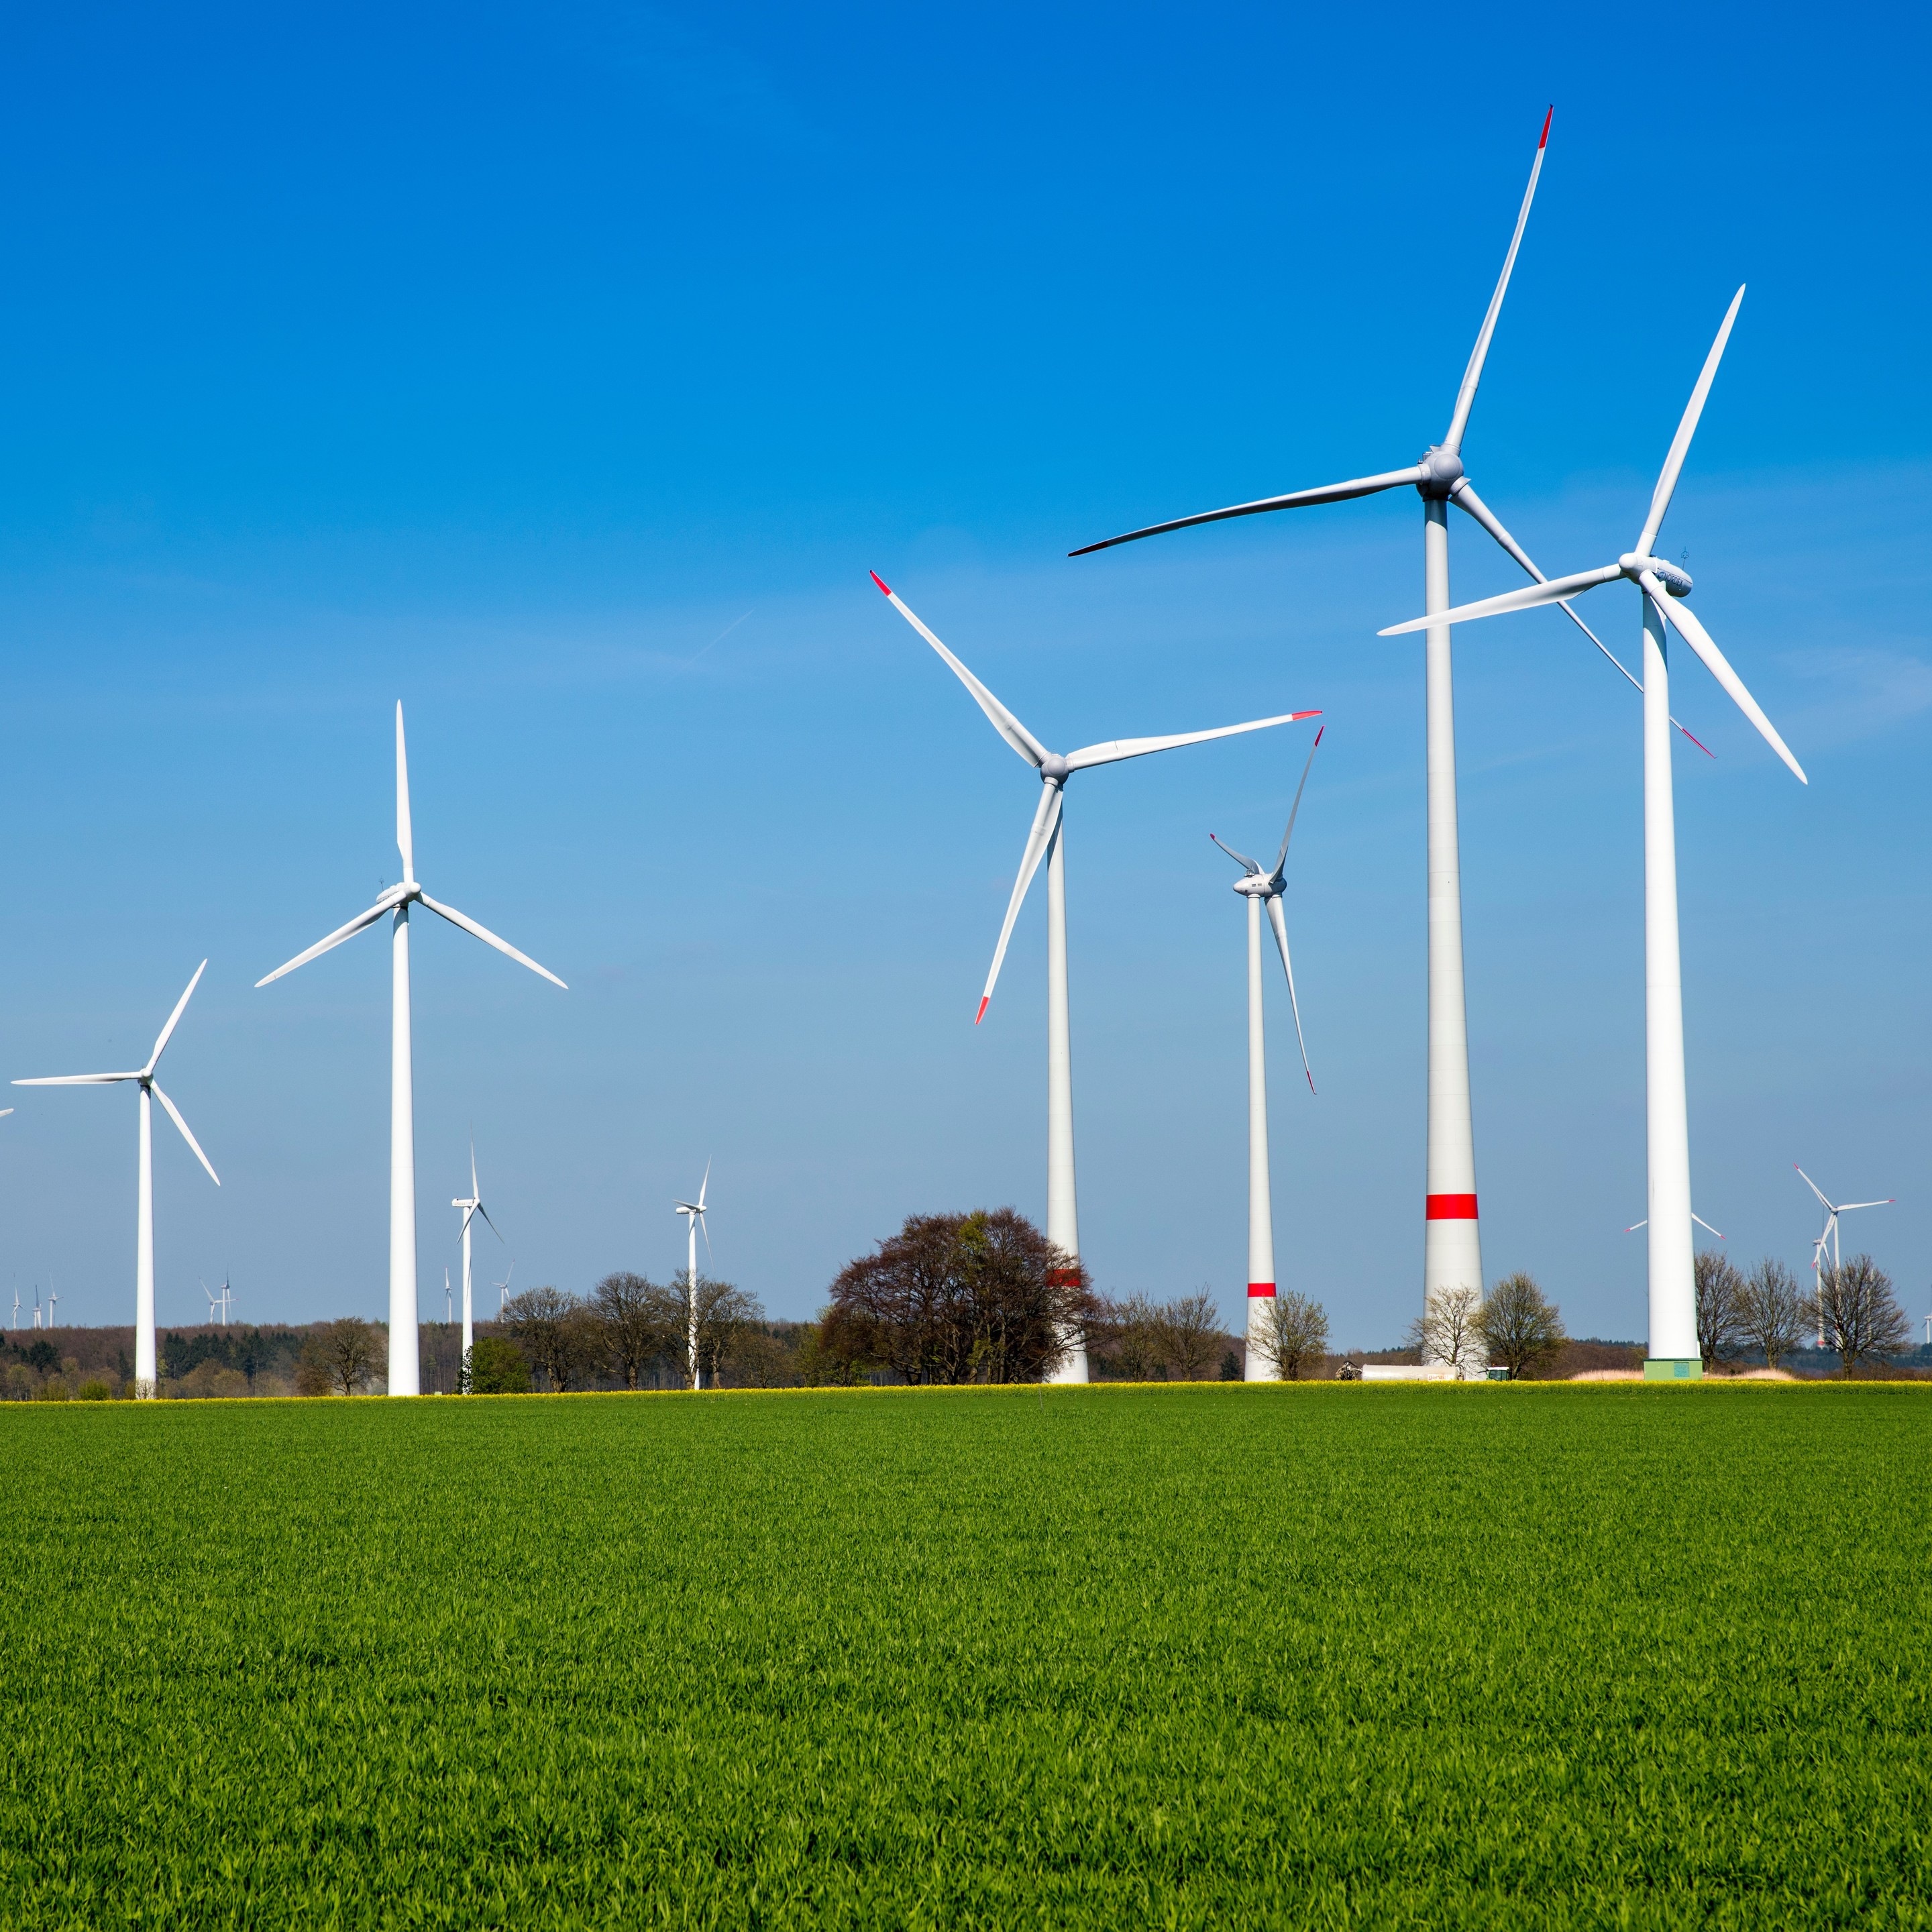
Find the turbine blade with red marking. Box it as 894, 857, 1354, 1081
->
874, 576, 1050, 769
977, 784, 1063, 1024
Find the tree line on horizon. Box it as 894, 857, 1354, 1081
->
3, 1218, 1924, 1399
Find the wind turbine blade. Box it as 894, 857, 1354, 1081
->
1625, 1220, 1647, 1233
1265, 894, 1314, 1093
1449, 484, 1714, 753
256, 900, 391, 987
476, 1202, 506, 1243
1443, 106, 1552, 453
977, 783, 1063, 1025
698, 1159, 710, 1213
0, 1110, 12, 1118
1691, 1214, 1725, 1239
1642, 577, 1807, 784
1793, 1165, 1833, 1210
1272, 725, 1324, 877
1068, 469, 1427, 556
1378, 565, 1623, 636
871, 574, 1048, 769
470, 1136, 478, 1201
1208, 833, 1262, 875
150, 1084, 221, 1187
700, 1216, 714, 1269
145, 960, 209, 1074
395, 702, 415, 883
13, 1073, 138, 1086
1067, 708, 1319, 770
417, 893, 569, 989
1839, 1199, 1894, 1212
1638, 285, 1746, 557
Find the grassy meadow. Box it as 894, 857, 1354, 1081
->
2, 1382, 1927, 1927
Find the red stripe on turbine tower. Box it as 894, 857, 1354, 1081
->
1247, 1283, 1276, 1299
1426, 1193, 1479, 1220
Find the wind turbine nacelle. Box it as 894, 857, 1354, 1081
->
1415, 448, 1466, 499
1622, 553, 1693, 598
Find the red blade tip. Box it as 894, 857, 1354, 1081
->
1311, 725, 1324, 746
869, 570, 892, 597
1293, 709, 1323, 721
974, 996, 989, 1026
1539, 106, 1552, 148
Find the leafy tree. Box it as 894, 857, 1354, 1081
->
592, 1272, 680, 1390
1256, 1291, 1330, 1381
1474, 1274, 1566, 1381
76, 1379, 111, 1401
467, 1334, 533, 1394
1805, 1255, 1910, 1378
1737, 1258, 1805, 1371
1407, 1287, 1483, 1376
296, 1318, 385, 1397
795, 1313, 866, 1387
824, 1208, 1091, 1385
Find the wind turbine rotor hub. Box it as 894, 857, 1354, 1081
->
1415, 447, 1466, 500
1039, 753, 1070, 784
1234, 875, 1273, 898
1621, 553, 1693, 597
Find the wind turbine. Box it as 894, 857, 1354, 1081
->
1210, 731, 1321, 1381
45, 1281, 58, 1328
494, 1261, 515, 1317
9, 1285, 17, 1331
452, 1140, 502, 1388
675, 1165, 710, 1390
1068, 112, 1676, 1342
13, 963, 220, 1395
1795, 1165, 1892, 1344
32, 1287, 41, 1330
1380, 288, 1805, 1377
256, 704, 566, 1397
874, 574, 1318, 1381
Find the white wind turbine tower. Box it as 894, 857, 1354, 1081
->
9, 1285, 17, 1331
45, 1281, 58, 1328
675, 1165, 710, 1390
32, 1287, 41, 1330
496, 1262, 515, 1317
874, 574, 1319, 1382
1210, 730, 1321, 1381
1381, 288, 1806, 1377
452, 1140, 502, 1387
14, 963, 220, 1394
256, 704, 566, 1398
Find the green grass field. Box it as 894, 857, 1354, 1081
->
3, 1383, 1927, 1928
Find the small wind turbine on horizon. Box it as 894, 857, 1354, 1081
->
872, 573, 1318, 1383
32, 1286, 41, 1330
14, 963, 220, 1395
9, 1285, 17, 1331
1379, 288, 1804, 1378
45, 1281, 58, 1328
1210, 730, 1320, 1381
676, 1165, 710, 1390
1795, 1165, 1893, 1346
495, 1262, 515, 1317
256, 704, 566, 1398
452, 1140, 503, 1389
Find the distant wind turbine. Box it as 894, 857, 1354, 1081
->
9, 1285, 16, 1331
1626, 1213, 1723, 1238
256, 704, 566, 1397
14, 963, 220, 1395
452, 1140, 502, 1388
495, 1262, 515, 1318
873, 573, 1318, 1382
676, 1165, 711, 1389
1795, 1165, 1893, 1346
45, 1281, 58, 1328
1210, 731, 1321, 1381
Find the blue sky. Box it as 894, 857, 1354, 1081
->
1, 1, 1927, 1345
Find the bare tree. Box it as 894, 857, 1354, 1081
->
1695, 1250, 1747, 1373
1804, 1255, 1910, 1378
1155, 1290, 1223, 1381
1737, 1258, 1805, 1371
690, 1277, 765, 1387
503, 1287, 601, 1391
1407, 1286, 1483, 1377
592, 1273, 678, 1390
1255, 1291, 1329, 1381
1095, 1294, 1164, 1380
294, 1318, 385, 1397
1472, 1275, 1566, 1381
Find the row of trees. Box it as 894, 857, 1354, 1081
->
1696, 1252, 1913, 1376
